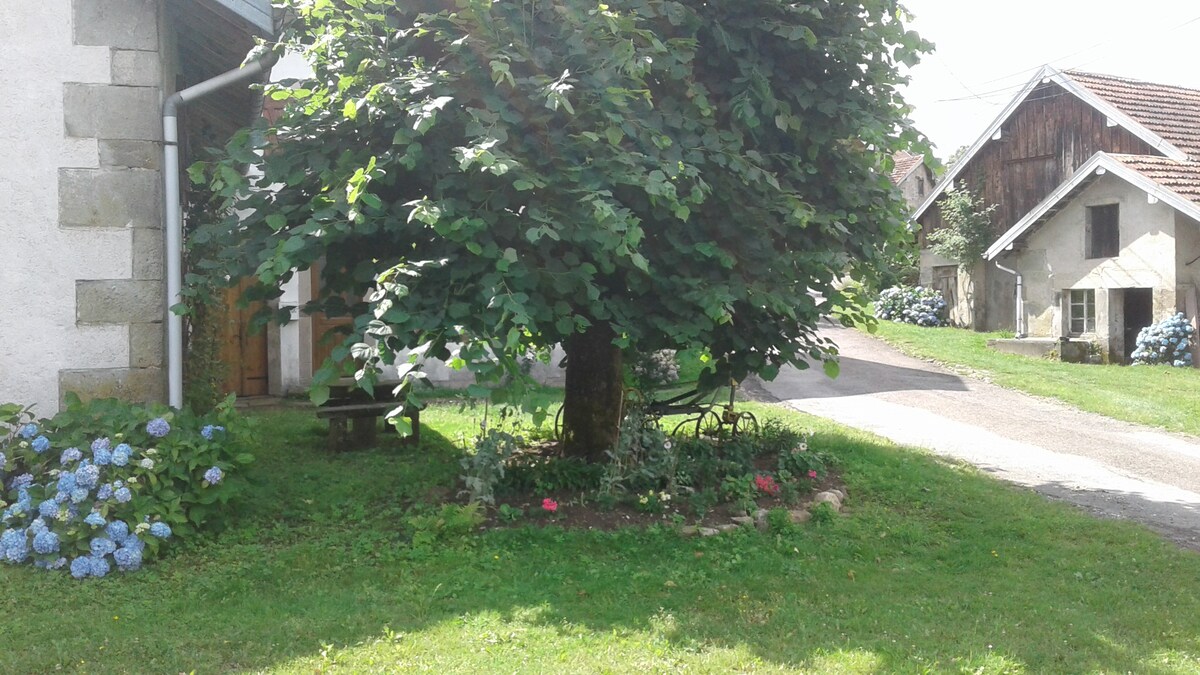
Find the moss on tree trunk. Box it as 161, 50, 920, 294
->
562, 324, 623, 462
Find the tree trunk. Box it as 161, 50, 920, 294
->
561, 323, 623, 462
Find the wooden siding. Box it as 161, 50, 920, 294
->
919, 82, 1159, 244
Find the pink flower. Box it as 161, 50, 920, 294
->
542, 498, 558, 513
807, 470, 818, 479
754, 474, 781, 496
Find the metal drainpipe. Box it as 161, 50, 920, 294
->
993, 260, 1025, 338
163, 52, 279, 409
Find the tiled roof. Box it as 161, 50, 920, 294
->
1067, 70, 1200, 161
1109, 154, 1200, 205
890, 151, 925, 185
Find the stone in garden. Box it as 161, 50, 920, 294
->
789, 509, 811, 523
754, 508, 769, 521
680, 526, 699, 537
831, 488, 847, 501
716, 523, 740, 533
698, 527, 720, 537
730, 516, 755, 527
813, 491, 842, 510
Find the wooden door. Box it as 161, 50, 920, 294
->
932, 265, 958, 318
309, 260, 355, 373
218, 278, 269, 396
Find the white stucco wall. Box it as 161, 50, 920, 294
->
1010, 174, 1179, 349
0, 4, 132, 414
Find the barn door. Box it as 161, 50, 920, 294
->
218, 278, 269, 396
932, 265, 958, 320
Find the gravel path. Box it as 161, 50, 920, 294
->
751, 323, 1200, 550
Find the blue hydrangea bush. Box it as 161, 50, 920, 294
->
0, 394, 251, 578
1131, 312, 1195, 367
875, 285, 948, 327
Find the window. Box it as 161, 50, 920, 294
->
1086, 204, 1119, 258
1069, 289, 1096, 335
917, 177, 926, 197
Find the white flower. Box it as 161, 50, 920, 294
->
134, 522, 150, 534
139, 458, 155, 470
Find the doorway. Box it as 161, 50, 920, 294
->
1122, 288, 1153, 362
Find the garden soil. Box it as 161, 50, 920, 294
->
748, 322, 1200, 551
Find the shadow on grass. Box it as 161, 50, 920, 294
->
6, 409, 1200, 673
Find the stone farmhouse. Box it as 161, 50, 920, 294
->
1, 0, 275, 415
916, 66, 1200, 362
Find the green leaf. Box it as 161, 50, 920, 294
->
343, 99, 358, 120
822, 359, 840, 379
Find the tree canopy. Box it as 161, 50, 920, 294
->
194, 0, 929, 456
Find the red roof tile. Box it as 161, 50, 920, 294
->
1109, 154, 1200, 205
1066, 70, 1200, 161
890, 151, 925, 185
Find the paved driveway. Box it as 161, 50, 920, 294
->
752, 323, 1200, 549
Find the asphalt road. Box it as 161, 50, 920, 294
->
752, 323, 1200, 549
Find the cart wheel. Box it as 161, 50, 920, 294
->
693, 409, 723, 438
553, 406, 564, 441
732, 411, 759, 437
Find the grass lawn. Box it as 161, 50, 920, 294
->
4, 399, 1200, 673
868, 320, 1200, 436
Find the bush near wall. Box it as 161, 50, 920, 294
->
1131, 313, 1195, 367
875, 285, 948, 327
0, 395, 251, 578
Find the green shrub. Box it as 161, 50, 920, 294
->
0, 395, 251, 578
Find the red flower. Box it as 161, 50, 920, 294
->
542, 498, 558, 513
754, 474, 781, 496
807, 470, 818, 479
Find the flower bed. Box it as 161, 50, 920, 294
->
0, 395, 251, 578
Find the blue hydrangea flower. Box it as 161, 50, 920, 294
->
18, 423, 38, 439
10, 473, 33, 491
203, 466, 224, 485
123, 535, 145, 553
146, 418, 170, 438
114, 487, 132, 504
201, 425, 225, 440
106, 520, 129, 542
60, 447, 82, 465
50, 557, 67, 570
33, 530, 59, 555
28, 518, 48, 536
113, 546, 142, 572
90, 537, 117, 557
88, 555, 111, 578
149, 522, 172, 539
38, 499, 59, 519
16, 489, 32, 512
54, 491, 69, 504
70, 488, 90, 504
90, 437, 111, 453
93, 445, 113, 466
0, 451, 6, 470
70, 556, 91, 579
1, 530, 28, 563
56, 473, 77, 494
111, 443, 131, 467
31, 435, 51, 454
97, 483, 114, 500
74, 464, 100, 489
84, 512, 106, 527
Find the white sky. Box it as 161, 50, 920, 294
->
899, 0, 1200, 160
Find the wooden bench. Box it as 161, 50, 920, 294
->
316, 378, 421, 452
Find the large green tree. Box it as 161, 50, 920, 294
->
196, 0, 928, 460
